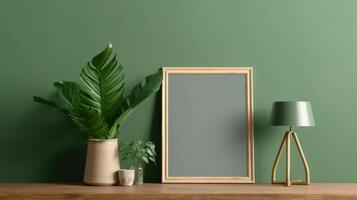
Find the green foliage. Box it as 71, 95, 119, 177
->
33, 44, 162, 139
120, 140, 156, 165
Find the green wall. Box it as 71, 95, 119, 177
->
1, 0, 357, 183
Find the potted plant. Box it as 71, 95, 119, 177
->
120, 140, 157, 185
33, 44, 162, 186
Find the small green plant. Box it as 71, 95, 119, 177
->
120, 140, 156, 184
33, 43, 162, 139
120, 140, 157, 165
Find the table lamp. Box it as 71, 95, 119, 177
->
269, 101, 315, 186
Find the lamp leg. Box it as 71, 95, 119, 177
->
291, 132, 310, 185
272, 131, 289, 184
286, 132, 291, 186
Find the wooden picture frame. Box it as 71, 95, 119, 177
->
162, 67, 254, 183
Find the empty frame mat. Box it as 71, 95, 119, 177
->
162, 67, 254, 183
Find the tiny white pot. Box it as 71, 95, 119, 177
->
118, 169, 135, 186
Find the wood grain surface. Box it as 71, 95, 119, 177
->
0, 183, 356, 200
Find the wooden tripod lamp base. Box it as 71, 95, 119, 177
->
271, 130, 310, 186
270, 101, 315, 186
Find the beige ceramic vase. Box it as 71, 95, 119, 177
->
83, 139, 120, 186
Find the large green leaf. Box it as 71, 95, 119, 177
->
122, 68, 162, 110
33, 81, 80, 115
53, 81, 110, 138
80, 43, 125, 124
69, 106, 110, 139
108, 108, 133, 139
33, 96, 68, 114
34, 81, 109, 138
53, 81, 81, 108
107, 69, 162, 138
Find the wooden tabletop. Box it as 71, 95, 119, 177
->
0, 183, 356, 200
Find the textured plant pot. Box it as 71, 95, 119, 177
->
83, 139, 120, 186
118, 169, 135, 186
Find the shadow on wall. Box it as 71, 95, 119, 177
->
254, 108, 271, 141
144, 91, 162, 183
50, 140, 87, 183
22, 92, 87, 182
253, 108, 275, 182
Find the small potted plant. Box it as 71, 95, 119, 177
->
118, 168, 135, 186
33, 44, 162, 186
120, 140, 157, 185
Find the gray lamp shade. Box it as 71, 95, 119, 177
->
269, 101, 315, 127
